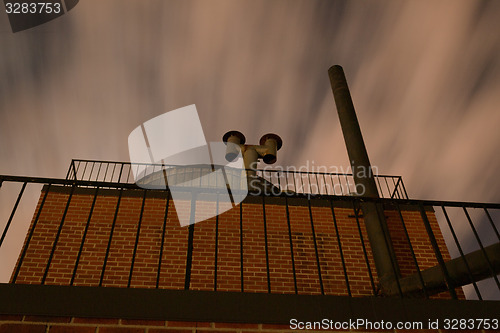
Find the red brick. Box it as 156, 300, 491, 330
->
214, 322, 259, 329
166, 321, 199, 328
396, 330, 440, 333
98, 327, 145, 333
0, 323, 47, 333
148, 330, 194, 333
48, 325, 96, 333
72, 317, 120, 324
24, 316, 71, 323
261, 323, 292, 329
440, 329, 482, 333
193, 331, 237, 333
121, 319, 166, 326
0, 315, 23, 321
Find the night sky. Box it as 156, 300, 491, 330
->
1, 0, 500, 297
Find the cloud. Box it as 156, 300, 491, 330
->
1, 0, 499, 296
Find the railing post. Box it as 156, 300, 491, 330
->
72, 160, 78, 180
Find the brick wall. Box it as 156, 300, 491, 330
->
0, 316, 316, 333
0, 186, 467, 332
10, 186, 460, 298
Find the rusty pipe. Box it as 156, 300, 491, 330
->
328, 65, 401, 289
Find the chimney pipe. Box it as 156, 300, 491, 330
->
328, 65, 401, 291
328, 65, 379, 197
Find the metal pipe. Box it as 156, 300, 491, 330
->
243, 147, 259, 178
259, 134, 282, 164
328, 65, 378, 198
222, 131, 282, 193
328, 65, 401, 289
223, 131, 246, 161
328, 66, 500, 297
385, 242, 500, 297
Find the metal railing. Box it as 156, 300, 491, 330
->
65, 159, 409, 199
1, 172, 499, 300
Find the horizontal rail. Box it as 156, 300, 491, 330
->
65, 159, 409, 199
0, 174, 499, 208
